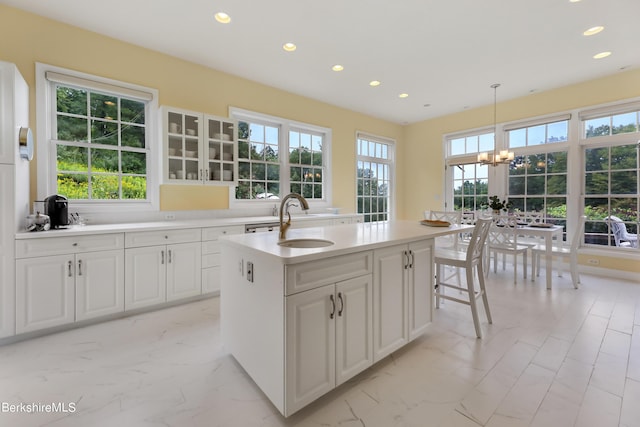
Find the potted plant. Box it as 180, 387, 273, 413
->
486, 195, 512, 214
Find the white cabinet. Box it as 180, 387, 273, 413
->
0, 165, 16, 338
201, 225, 244, 294
285, 274, 373, 414
125, 229, 202, 310
15, 234, 125, 333
372, 239, 433, 362
162, 107, 237, 185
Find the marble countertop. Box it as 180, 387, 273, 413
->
221, 220, 474, 264
14, 213, 354, 239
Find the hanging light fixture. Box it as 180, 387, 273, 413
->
477, 83, 514, 166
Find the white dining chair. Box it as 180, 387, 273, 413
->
434, 217, 492, 338
531, 216, 585, 289
486, 215, 529, 284
605, 216, 638, 248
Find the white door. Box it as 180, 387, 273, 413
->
285, 285, 335, 415
124, 246, 166, 310
16, 255, 75, 333
408, 240, 433, 340
373, 244, 408, 362
166, 242, 202, 301
335, 274, 373, 386
76, 250, 125, 321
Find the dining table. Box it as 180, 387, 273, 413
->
517, 223, 564, 290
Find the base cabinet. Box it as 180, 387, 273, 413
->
201, 225, 244, 294
285, 274, 373, 414
125, 242, 201, 310
76, 250, 125, 321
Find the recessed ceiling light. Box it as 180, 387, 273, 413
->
593, 51, 611, 59
283, 42, 297, 52
332, 65, 344, 72
398, 93, 409, 98
569, 0, 581, 3
369, 80, 381, 87
214, 12, 231, 24
583, 26, 604, 36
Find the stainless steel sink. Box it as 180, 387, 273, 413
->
277, 238, 335, 248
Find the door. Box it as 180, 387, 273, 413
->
372, 244, 408, 362
166, 242, 202, 301
76, 250, 125, 321
335, 274, 373, 386
124, 246, 166, 310
16, 255, 75, 333
408, 240, 433, 340
285, 285, 335, 415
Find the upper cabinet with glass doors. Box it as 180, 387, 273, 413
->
161, 106, 237, 185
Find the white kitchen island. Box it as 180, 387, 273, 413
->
220, 220, 472, 417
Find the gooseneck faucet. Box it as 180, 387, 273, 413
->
279, 193, 310, 240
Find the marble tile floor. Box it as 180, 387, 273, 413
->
1, 268, 640, 427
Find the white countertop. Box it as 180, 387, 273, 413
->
221, 220, 474, 264
14, 213, 353, 239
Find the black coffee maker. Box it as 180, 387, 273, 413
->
44, 194, 69, 228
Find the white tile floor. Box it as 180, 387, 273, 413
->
1, 267, 640, 427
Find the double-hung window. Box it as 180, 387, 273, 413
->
356, 133, 394, 222
37, 64, 158, 211
581, 104, 639, 249
230, 108, 331, 205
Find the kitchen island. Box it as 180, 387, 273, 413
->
220, 220, 472, 417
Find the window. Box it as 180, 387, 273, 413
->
452, 163, 489, 212
507, 119, 568, 148
231, 108, 331, 204
37, 64, 158, 211
356, 133, 394, 222
582, 107, 639, 248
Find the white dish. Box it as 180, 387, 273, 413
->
184, 150, 197, 158
222, 152, 232, 161
186, 129, 196, 136
168, 148, 177, 156
223, 170, 232, 180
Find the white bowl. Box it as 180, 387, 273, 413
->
184, 150, 197, 158
209, 148, 217, 159
222, 152, 232, 161
168, 148, 177, 156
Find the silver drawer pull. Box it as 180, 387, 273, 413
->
67, 260, 73, 277
78, 259, 83, 276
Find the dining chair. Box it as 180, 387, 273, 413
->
531, 215, 585, 289
605, 216, 638, 248
486, 215, 529, 284
425, 210, 463, 250
434, 217, 492, 338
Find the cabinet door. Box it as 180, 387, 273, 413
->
16, 255, 75, 333
204, 115, 237, 184
164, 108, 203, 183
285, 285, 335, 415
0, 165, 15, 338
335, 274, 373, 386
408, 240, 433, 340
124, 246, 166, 310
166, 242, 202, 301
76, 250, 125, 321
372, 245, 408, 362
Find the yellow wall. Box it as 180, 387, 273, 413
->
0, 5, 403, 213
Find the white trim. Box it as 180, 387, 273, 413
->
355, 130, 396, 221
45, 71, 153, 101
227, 107, 332, 210
35, 63, 159, 213
503, 113, 572, 132
578, 98, 640, 121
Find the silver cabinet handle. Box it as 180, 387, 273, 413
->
337, 292, 344, 317
168, 249, 172, 264
78, 259, 83, 276
329, 294, 335, 319
403, 250, 409, 269
67, 260, 73, 277
161, 250, 165, 265
408, 250, 414, 269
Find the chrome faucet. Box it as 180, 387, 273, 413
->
279, 193, 310, 240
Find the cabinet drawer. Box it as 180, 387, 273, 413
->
202, 253, 220, 268
285, 251, 373, 295
16, 233, 124, 259
202, 240, 221, 255
125, 228, 201, 248
201, 225, 244, 241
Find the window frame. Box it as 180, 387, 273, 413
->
356, 132, 396, 222
36, 63, 159, 214
228, 107, 332, 211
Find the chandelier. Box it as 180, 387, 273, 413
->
477, 83, 514, 166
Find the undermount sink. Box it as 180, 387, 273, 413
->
278, 238, 335, 248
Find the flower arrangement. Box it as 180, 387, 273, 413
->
486, 195, 513, 212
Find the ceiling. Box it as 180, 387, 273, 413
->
3, 0, 639, 124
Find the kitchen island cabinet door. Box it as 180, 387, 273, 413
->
16, 255, 75, 333
335, 274, 373, 386
76, 249, 124, 321
124, 246, 166, 310
408, 240, 433, 340
166, 242, 201, 301
285, 285, 336, 415
372, 245, 409, 362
